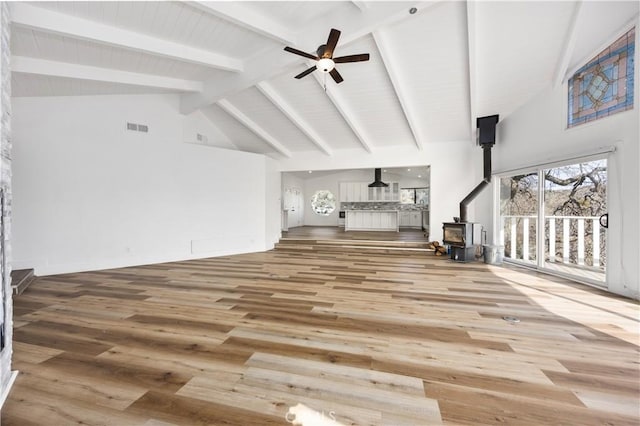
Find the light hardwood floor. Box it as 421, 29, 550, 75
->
2, 232, 639, 425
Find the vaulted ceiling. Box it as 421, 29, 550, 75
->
10, 1, 639, 162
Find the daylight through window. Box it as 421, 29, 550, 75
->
568, 27, 635, 128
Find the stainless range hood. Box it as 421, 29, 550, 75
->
368, 168, 389, 188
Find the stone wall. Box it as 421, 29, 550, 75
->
0, 1, 13, 405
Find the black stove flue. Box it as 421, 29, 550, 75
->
443, 114, 499, 262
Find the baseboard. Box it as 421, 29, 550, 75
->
0, 370, 18, 409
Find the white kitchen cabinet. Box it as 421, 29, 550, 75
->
340, 182, 400, 202
409, 211, 422, 227
345, 210, 398, 231
368, 182, 400, 202
340, 182, 356, 202
399, 211, 410, 226
339, 182, 347, 202
400, 211, 423, 228
359, 183, 368, 201
389, 182, 400, 201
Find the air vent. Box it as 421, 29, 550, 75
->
126, 122, 149, 133
197, 133, 208, 143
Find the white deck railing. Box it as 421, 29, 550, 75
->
501, 215, 604, 269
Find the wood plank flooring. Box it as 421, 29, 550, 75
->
282, 226, 429, 242
3, 233, 639, 425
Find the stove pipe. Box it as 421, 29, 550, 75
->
459, 115, 499, 222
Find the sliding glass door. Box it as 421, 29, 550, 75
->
499, 173, 538, 266
499, 159, 607, 285
542, 160, 607, 282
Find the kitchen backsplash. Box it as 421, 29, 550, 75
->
340, 202, 427, 211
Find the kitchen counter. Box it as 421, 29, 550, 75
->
345, 210, 399, 231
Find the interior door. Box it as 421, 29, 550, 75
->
293, 188, 303, 227
284, 187, 303, 228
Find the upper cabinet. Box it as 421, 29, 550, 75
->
368, 182, 399, 202
340, 182, 399, 202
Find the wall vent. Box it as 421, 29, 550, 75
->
126, 122, 149, 133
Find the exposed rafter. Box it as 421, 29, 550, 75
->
311, 72, 373, 154
10, 3, 243, 72
465, 0, 478, 142
12, 56, 203, 92
190, 1, 297, 46
372, 30, 423, 151
180, 1, 429, 114
564, 11, 638, 83
553, 1, 583, 88
256, 82, 333, 156
217, 99, 293, 158
351, 1, 369, 12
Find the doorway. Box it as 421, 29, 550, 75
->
283, 186, 303, 228
499, 158, 607, 285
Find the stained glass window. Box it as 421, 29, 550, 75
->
568, 27, 635, 128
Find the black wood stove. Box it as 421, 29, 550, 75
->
442, 221, 482, 262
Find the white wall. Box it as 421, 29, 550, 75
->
264, 157, 282, 248
182, 109, 237, 150
493, 68, 639, 298
278, 142, 480, 242
12, 94, 272, 275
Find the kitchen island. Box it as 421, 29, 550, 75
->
345, 210, 399, 231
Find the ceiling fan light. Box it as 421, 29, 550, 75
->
317, 58, 335, 73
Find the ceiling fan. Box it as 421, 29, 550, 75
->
283, 28, 370, 84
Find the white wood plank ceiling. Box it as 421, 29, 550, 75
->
10, 1, 639, 161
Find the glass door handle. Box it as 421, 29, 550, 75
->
599, 213, 608, 229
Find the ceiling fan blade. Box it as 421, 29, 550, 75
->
284, 46, 318, 61
324, 28, 341, 58
295, 65, 317, 79
329, 68, 344, 84
334, 53, 370, 64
